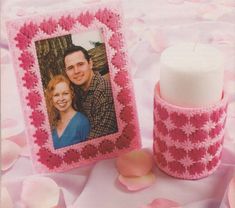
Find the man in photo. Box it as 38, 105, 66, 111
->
63, 45, 118, 138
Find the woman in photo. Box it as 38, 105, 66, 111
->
46, 75, 90, 149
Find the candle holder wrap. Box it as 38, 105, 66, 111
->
153, 82, 228, 180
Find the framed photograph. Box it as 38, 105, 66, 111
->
6, 0, 141, 173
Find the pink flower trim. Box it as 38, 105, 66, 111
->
22, 71, 38, 89
170, 112, 188, 127
33, 128, 49, 146
63, 149, 80, 164
117, 87, 132, 105
114, 70, 129, 87
9, 5, 141, 172
112, 51, 126, 69
123, 123, 136, 138
26, 91, 42, 109
109, 33, 123, 50
18, 51, 35, 71
188, 147, 206, 162
95, 9, 120, 31
81, 144, 98, 159
77, 12, 94, 27
40, 18, 58, 35
37, 147, 63, 169
168, 161, 186, 174
15, 32, 31, 50
30, 110, 45, 128
98, 140, 115, 154
120, 105, 134, 123
169, 146, 187, 160
188, 162, 205, 175
19, 22, 38, 40
115, 135, 131, 149
15, 22, 38, 50
58, 15, 76, 31
153, 82, 227, 179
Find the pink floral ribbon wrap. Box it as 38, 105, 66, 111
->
153, 82, 228, 180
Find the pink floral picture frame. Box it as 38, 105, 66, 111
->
6, 0, 141, 173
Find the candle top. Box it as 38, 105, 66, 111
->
160, 43, 224, 73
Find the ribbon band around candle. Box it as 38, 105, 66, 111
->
153, 82, 228, 180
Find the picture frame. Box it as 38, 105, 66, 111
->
6, 0, 141, 173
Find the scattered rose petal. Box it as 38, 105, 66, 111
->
167, 0, 184, 4
215, 0, 235, 7
1, 118, 18, 129
1, 140, 21, 171
145, 29, 168, 53
197, 4, 233, 20
142, 198, 181, 208
118, 172, 156, 191
21, 176, 60, 208
228, 176, 235, 208
1, 187, 13, 208
20, 145, 30, 157
116, 150, 153, 177
82, 0, 101, 3
209, 31, 235, 47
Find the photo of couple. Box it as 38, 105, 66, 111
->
35, 31, 118, 149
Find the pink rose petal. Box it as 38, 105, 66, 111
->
216, 0, 235, 7
197, 4, 232, 20
1, 119, 24, 141
116, 149, 153, 177
1, 140, 21, 171
21, 176, 60, 208
118, 172, 156, 191
146, 30, 168, 53
167, 0, 184, 4
1, 187, 13, 208
228, 176, 235, 208
142, 198, 181, 208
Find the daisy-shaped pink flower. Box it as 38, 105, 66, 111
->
33, 128, 48, 146
63, 149, 80, 164
30, 110, 45, 128
77, 12, 94, 27
120, 106, 134, 123
117, 87, 132, 105
98, 140, 115, 154
26, 91, 41, 109
58, 15, 76, 31
18, 51, 34, 71
40, 18, 57, 35
112, 51, 126, 69
37, 148, 63, 169
15, 32, 31, 50
20, 22, 38, 40
114, 70, 129, 87
22, 71, 38, 89
116, 135, 131, 149
81, 144, 98, 159
109, 33, 123, 50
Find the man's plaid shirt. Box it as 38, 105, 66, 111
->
74, 72, 118, 138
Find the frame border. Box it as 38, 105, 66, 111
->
6, 0, 141, 173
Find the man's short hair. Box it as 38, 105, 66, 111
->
63, 45, 91, 63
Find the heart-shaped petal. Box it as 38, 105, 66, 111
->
1, 140, 21, 171
21, 176, 60, 208
116, 150, 153, 177
1, 187, 13, 208
142, 198, 181, 208
228, 176, 235, 208
118, 172, 156, 191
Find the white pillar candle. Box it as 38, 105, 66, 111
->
159, 43, 224, 108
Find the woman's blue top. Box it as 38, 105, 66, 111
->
52, 112, 90, 149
